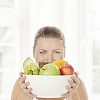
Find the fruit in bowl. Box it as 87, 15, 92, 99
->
53, 60, 74, 75
23, 57, 40, 75
53, 60, 68, 69
23, 57, 74, 98
60, 64, 74, 75
39, 63, 61, 75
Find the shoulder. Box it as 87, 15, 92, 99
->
77, 78, 88, 100
11, 77, 22, 100
78, 78, 86, 90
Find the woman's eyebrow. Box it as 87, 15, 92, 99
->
38, 49, 44, 50
53, 49, 62, 51
37, 49, 46, 51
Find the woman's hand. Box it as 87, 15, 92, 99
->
18, 72, 37, 99
62, 72, 80, 100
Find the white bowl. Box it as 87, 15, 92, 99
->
25, 75, 72, 98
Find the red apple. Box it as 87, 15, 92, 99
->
60, 64, 74, 75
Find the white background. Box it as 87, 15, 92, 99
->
0, 0, 100, 100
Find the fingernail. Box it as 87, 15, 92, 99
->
72, 76, 75, 79
73, 74, 76, 77
66, 85, 70, 89
29, 88, 32, 91
23, 75, 26, 78
26, 81, 30, 85
34, 95, 37, 98
74, 71, 79, 76
61, 94, 65, 97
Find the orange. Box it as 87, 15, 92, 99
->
53, 60, 68, 69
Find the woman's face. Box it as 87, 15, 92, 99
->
33, 37, 65, 64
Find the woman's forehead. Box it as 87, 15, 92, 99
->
35, 37, 64, 50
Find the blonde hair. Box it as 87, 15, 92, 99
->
33, 26, 65, 48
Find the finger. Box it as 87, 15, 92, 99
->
18, 75, 26, 85
23, 87, 32, 93
68, 80, 78, 89
61, 89, 71, 98
67, 80, 77, 88
29, 92, 37, 98
66, 85, 77, 93
23, 87, 37, 98
21, 82, 30, 89
61, 93, 66, 97
19, 72, 24, 77
71, 76, 80, 86
74, 71, 79, 77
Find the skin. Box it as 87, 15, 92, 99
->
33, 38, 65, 64
11, 37, 88, 100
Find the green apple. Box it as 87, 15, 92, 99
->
39, 63, 61, 75
23, 57, 39, 75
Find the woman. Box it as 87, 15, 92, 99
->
11, 26, 88, 100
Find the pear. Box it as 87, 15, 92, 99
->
23, 57, 39, 75
39, 63, 61, 75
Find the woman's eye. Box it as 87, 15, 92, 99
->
39, 51, 46, 54
54, 51, 61, 54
